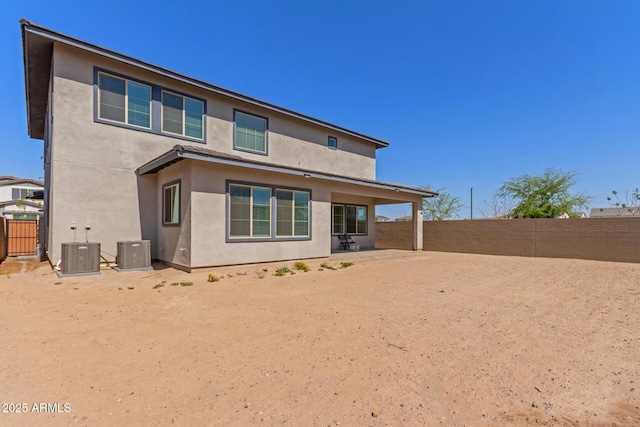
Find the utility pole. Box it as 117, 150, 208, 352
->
470, 187, 473, 219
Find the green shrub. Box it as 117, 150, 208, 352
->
180, 281, 193, 287
274, 266, 292, 276
340, 262, 354, 269
293, 261, 310, 272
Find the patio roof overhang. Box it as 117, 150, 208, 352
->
137, 145, 438, 200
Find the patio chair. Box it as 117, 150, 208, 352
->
339, 234, 356, 250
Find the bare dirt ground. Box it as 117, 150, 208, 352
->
0, 250, 639, 426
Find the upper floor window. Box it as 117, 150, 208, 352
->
95, 68, 206, 143
328, 136, 338, 149
98, 72, 151, 128
12, 188, 31, 200
162, 91, 204, 139
234, 111, 267, 154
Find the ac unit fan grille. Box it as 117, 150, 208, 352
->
61, 242, 100, 274
117, 240, 151, 269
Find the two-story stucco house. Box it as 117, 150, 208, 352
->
21, 20, 436, 271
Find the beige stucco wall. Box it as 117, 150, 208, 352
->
47, 42, 380, 264
156, 161, 191, 267
157, 159, 421, 268
189, 161, 329, 267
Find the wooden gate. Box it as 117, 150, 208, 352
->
7, 220, 38, 256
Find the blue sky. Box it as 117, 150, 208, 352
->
2, 1, 639, 218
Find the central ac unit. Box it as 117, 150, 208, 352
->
116, 240, 151, 271
60, 242, 100, 275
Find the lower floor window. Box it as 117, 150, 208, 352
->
229, 183, 310, 239
229, 185, 271, 237
332, 204, 367, 235
163, 181, 180, 225
276, 190, 309, 237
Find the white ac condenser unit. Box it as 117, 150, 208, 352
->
116, 240, 152, 271
60, 242, 100, 275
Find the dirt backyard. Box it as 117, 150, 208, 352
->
0, 250, 639, 426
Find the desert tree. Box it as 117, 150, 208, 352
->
495, 168, 591, 218
606, 188, 640, 216
421, 186, 463, 220
479, 196, 514, 219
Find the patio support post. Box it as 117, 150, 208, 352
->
412, 201, 423, 251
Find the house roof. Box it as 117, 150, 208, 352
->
0, 199, 43, 208
0, 176, 44, 187
137, 145, 438, 198
590, 207, 640, 217
21, 19, 390, 148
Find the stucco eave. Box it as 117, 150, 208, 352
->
137, 146, 438, 199
22, 20, 53, 140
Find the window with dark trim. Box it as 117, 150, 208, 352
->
331, 204, 367, 235
95, 69, 206, 142
229, 184, 271, 237
161, 91, 204, 139
228, 182, 311, 241
234, 110, 268, 154
163, 181, 180, 226
328, 136, 337, 149
276, 190, 310, 237
98, 72, 151, 129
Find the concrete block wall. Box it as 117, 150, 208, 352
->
534, 218, 640, 263
376, 218, 640, 263
375, 221, 413, 250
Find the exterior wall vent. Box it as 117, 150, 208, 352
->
116, 240, 152, 271
60, 242, 100, 275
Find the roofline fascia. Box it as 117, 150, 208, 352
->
137, 150, 437, 198
21, 20, 34, 138
21, 20, 390, 149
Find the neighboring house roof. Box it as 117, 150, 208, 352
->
21, 19, 390, 148
375, 215, 391, 222
0, 199, 43, 208
137, 145, 438, 198
0, 175, 19, 182
590, 207, 640, 217
0, 178, 44, 187
395, 215, 413, 221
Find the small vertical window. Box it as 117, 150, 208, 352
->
276, 190, 293, 236
328, 136, 338, 149
127, 81, 151, 127
163, 182, 180, 225
235, 111, 268, 154
332, 205, 344, 234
